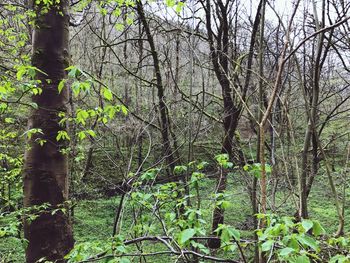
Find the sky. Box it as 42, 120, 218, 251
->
149, 0, 341, 28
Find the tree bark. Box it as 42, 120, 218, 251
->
201, 0, 240, 249
136, 0, 177, 174
23, 1, 74, 262
299, 0, 325, 219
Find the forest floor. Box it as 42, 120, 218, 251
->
1, 174, 349, 262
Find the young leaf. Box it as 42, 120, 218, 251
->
227, 227, 240, 241
312, 221, 325, 237
174, 165, 187, 174
301, 219, 313, 232
296, 255, 310, 263
58, 79, 66, 93
297, 235, 319, 251
119, 258, 131, 263
103, 88, 113, 101
261, 239, 274, 252
121, 105, 128, 115
178, 228, 196, 244
86, 130, 96, 137
278, 247, 295, 257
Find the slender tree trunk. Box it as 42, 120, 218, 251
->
81, 29, 107, 183
239, 1, 263, 260
299, 0, 325, 219
136, 0, 177, 174
305, 133, 318, 198
137, 21, 143, 171
257, 2, 266, 262
202, 0, 240, 249
23, 1, 74, 262
300, 124, 311, 218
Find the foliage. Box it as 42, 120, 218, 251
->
1, 0, 350, 262
256, 214, 350, 262
63, 159, 244, 262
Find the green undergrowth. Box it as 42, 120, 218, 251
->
1, 176, 349, 262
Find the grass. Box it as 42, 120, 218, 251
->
1, 175, 349, 262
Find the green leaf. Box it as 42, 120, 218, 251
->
174, 165, 187, 174
223, 162, 233, 169
4, 117, 14, 123
121, 105, 128, 115
58, 79, 66, 93
178, 228, 196, 244
115, 23, 124, 31
56, 130, 70, 141
78, 131, 86, 141
72, 81, 81, 97
76, 109, 89, 125
216, 225, 240, 243
165, 0, 176, 7
190, 241, 209, 255
220, 200, 231, 209
261, 239, 274, 252
278, 247, 295, 256
312, 221, 325, 237
140, 169, 159, 181
104, 105, 116, 119
296, 255, 310, 263
329, 255, 350, 263
103, 88, 113, 101
226, 227, 240, 241
126, 17, 133, 25
67, 66, 82, 78
191, 172, 204, 184
215, 154, 229, 163
86, 130, 96, 137
265, 164, 272, 174
116, 244, 127, 253
113, 7, 121, 16
22, 128, 43, 139
297, 235, 319, 251
175, 2, 184, 13
197, 161, 209, 170
119, 258, 131, 263
301, 219, 313, 232
287, 237, 300, 250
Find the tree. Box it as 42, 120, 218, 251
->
199, 0, 240, 248
23, 0, 74, 262
199, 0, 263, 248
136, 0, 179, 175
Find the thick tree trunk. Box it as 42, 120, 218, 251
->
23, 1, 74, 262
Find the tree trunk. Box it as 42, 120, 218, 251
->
136, 0, 177, 174
202, 0, 241, 249
23, 1, 74, 262
299, 0, 325, 219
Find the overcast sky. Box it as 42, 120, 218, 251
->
150, 0, 341, 28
